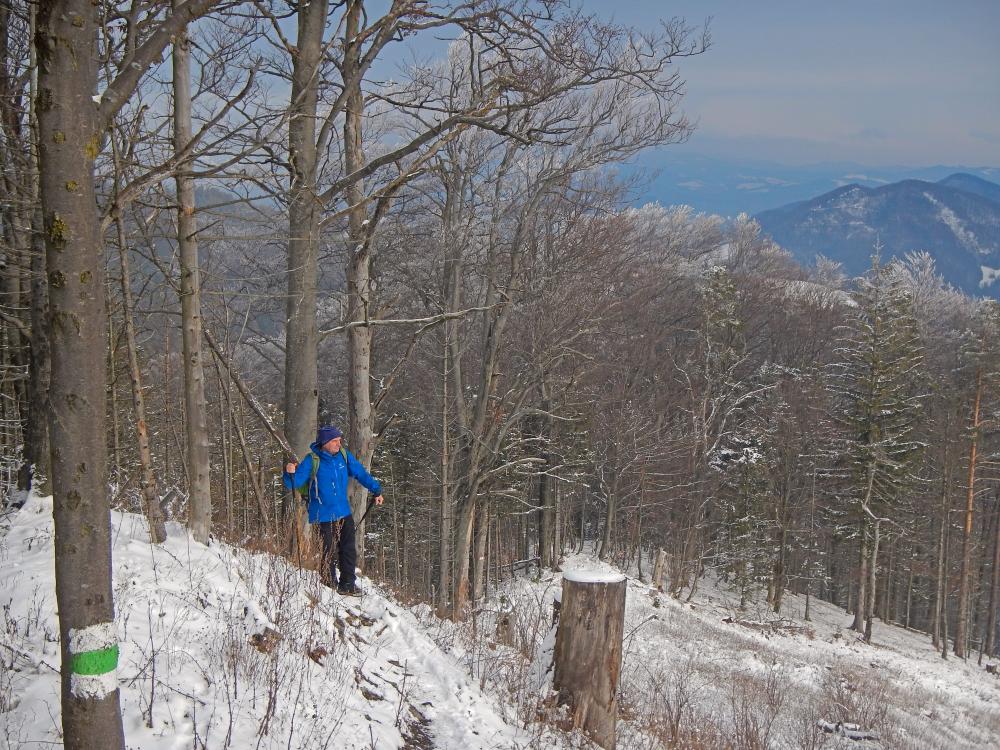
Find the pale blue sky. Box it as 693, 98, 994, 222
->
589, 0, 999, 166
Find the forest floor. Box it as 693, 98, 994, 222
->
2, 494, 999, 749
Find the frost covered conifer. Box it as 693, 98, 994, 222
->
828, 251, 926, 641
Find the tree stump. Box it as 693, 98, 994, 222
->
553, 571, 626, 750
652, 548, 667, 591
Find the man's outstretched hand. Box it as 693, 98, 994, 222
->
374, 495, 384, 505
285, 462, 297, 474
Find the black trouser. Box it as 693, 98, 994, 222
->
317, 515, 357, 588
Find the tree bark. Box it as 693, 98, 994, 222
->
35, 0, 126, 745
344, 0, 377, 569
452, 492, 476, 618
538, 384, 555, 569
438, 337, 452, 613
864, 518, 882, 643
472, 495, 489, 604
955, 368, 982, 658
554, 573, 626, 750
284, 0, 327, 523
852, 462, 876, 632
852, 524, 869, 632
173, 2, 212, 543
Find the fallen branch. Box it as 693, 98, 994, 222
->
203, 328, 293, 456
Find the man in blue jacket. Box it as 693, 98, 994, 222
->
283, 425, 384, 596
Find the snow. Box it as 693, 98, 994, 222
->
981, 265, 1000, 289
923, 191, 986, 255
561, 570, 626, 584
0, 493, 530, 749
4, 494, 1000, 748
429, 550, 1000, 749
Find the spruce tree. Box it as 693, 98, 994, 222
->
828, 253, 926, 641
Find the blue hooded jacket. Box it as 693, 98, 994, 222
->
282, 442, 382, 523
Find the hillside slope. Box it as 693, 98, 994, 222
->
0, 495, 539, 750
3, 498, 999, 749
756, 176, 1000, 296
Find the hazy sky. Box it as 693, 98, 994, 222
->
589, 0, 1000, 166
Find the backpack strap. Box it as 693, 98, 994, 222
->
297, 451, 322, 502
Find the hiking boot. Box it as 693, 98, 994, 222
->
337, 583, 362, 597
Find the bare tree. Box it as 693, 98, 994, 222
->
34, 0, 217, 744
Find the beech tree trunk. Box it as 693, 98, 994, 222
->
34, 1, 126, 745
438, 337, 452, 613
343, 0, 377, 569
283, 0, 327, 559
284, 0, 326, 471
553, 573, 627, 750
472, 496, 489, 604
173, 3, 212, 543
452, 494, 476, 618
955, 368, 982, 658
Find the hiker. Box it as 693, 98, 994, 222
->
283, 425, 384, 596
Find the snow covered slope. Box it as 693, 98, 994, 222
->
4, 496, 1000, 749
0, 495, 531, 749
756, 175, 1000, 297
450, 555, 1000, 749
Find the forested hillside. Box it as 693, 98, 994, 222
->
0, 1, 998, 748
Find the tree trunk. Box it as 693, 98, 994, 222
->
955, 368, 982, 658
438, 340, 452, 613
554, 572, 627, 750
864, 519, 882, 643
852, 463, 876, 632
35, 0, 126, 745
343, 1, 376, 569
173, 4, 211, 543
452, 495, 476, 619
538, 384, 554, 569
931, 462, 949, 649
852, 524, 869, 632
985, 492, 1000, 658
472, 495, 489, 604
599, 481, 616, 561
114, 217, 166, 543
941, 516, 951, 659
284, 0, 327, 534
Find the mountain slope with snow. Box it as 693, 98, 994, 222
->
756, 175, 1000, 296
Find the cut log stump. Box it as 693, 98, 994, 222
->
553, 571, 626, 750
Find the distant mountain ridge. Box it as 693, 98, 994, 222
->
755, 173, 1000, 297
632, 152, 999, 217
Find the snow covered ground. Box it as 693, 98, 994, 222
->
0, 494, 537, 749
3, 494, 1000, 749
436, 554, 1000, 749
